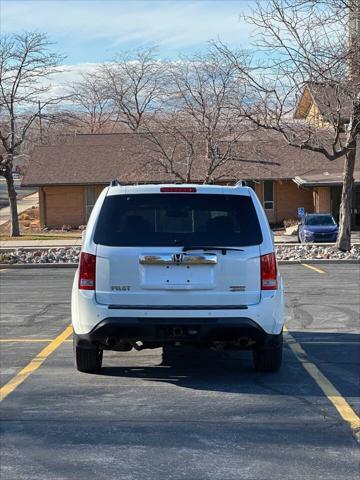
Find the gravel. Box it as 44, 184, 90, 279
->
0, 244, 359, 265
275, 244, 360, 261
0, 247, 80, 265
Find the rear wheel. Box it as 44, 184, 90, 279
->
253, 338, 283, 373
74, 338, 103, 373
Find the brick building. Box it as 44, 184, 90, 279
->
21, 129, 360, 229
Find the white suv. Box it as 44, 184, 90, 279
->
72, 183, 284, 373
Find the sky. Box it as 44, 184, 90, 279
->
1, 0, 256, 65
1, 0, 258, 96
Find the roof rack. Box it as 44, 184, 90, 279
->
110, 179, 120, 187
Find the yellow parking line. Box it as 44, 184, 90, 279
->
301, 263, 326, 274
284, 327, 360, 442
0, 325, 73, 402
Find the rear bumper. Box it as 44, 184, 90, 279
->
74, 317, 283, 349
71, 272, 285, 336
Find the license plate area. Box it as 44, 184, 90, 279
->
160, 325, 201, 338
139, 264, 216, 290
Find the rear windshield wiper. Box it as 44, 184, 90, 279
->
182, 246, 244, 255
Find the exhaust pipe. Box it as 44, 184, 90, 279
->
105, 337, 132, 351
116, 340, 132, 351
133, 341, 144, 351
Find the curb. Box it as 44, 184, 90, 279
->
0, 245, 81, 252
278, 259, 360, 265
274, 242, 360, 247
0, 263, 78, 269
1, 260, 359, 269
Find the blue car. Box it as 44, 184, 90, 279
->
298, 213, 338, 243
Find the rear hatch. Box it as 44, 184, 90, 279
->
94, 191, 263, 308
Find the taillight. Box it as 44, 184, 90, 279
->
261, 253, 278, 290
79, 252, 96, 290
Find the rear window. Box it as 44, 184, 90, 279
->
94, 193, 263, 247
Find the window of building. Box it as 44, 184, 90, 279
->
263, 181, 274, 210
86, 185, 96, 220
244, 180, 255, 190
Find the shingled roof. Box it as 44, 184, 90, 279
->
294, 82, 354, 122
22, 131, 358, 187
294, 152, 360, 186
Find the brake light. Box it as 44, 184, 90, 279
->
79, 252, 96, 290
160, 187, 197, 192
261, 253, 278, 290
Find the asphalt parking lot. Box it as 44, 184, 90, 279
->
0, 264, 359, 480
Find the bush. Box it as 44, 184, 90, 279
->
283, 218, 299, 228
0, 254, 9, 263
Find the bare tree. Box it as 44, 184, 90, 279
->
141, 114, 281, 184
171, 47, 252, 182
215, 0, 359, 250
101, 47, 164, 132
68, 71, 117, 133
0, 32, 66, 236
140, 113, 201, 182
140, 46, 253, 183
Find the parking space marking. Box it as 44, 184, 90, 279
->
0, 325, 72, 402
300, 263, 326, 274
284, 327, 360, 442
1, 323, 359, 442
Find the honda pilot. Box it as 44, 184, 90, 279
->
72, 183, 284, 373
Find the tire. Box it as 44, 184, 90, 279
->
253, 339, 283, 373
74, 338, 103, 373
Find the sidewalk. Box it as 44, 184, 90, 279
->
274, 231, 360, 243
2, 236, 360, 249
0, 192, 39, 227
0, 238, 82, 248
1, 228, 359, 248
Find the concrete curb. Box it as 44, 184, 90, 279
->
275, 242, 360, 247
1, 260, 359, 269
278, 259, 360, 265
0, 263, 78, 269
0, 246, 80, 252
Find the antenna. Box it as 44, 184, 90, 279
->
110, 179, 120, 187
235, 180, 244, 187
